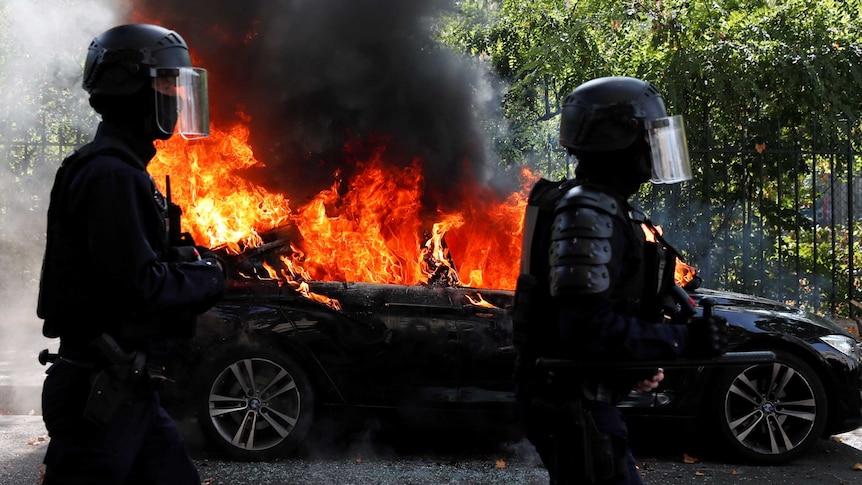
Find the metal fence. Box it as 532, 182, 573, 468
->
0, 114, 92, 216
638, 119, 862, 319
0, 114, 92, 296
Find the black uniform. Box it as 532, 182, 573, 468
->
515, 178, 687, 485
514, 76, 726, 485
513, 77, 727, 484
38, 121, 225, 484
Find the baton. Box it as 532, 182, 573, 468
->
535, 350, 777, 371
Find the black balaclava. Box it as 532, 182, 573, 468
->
89, 85, 176, 143
573, 137, 651, 199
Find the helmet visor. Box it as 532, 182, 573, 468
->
152, 67, 210, 140
646, 115, 692, 184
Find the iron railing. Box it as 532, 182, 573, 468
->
639, 119, 862, 319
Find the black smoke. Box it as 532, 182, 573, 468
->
130, 0, 500, 210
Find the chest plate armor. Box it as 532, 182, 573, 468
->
547, 185, 676, 321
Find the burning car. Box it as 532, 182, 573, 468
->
158, 232, 862, 465
135, 81, 860, 466
143, 124, 862, 466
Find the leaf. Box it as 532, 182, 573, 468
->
683, 453, 699, 464
852, 462, 862, 471
755, 142, 767, 154
495, 459, 507, 469
27, 436, 47, 446
695, 471, 705, 476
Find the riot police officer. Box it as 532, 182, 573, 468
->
37, 24, 224, 484
513, 76, 728, 484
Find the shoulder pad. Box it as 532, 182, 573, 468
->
555, 185, 622, 216
547, 186, 624, 297
550, 191, 616, 242
549, 264, 610, 296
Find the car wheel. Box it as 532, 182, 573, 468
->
196, 347, 315, 460
712, 350, 827, 464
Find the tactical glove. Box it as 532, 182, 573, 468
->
684, 314, 729, 358
196, 245, 226, 274
167, 245, 200, 262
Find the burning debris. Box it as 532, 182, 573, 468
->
132, 0, 529, 298
149, 130, 535, 296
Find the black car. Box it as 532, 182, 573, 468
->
162, 270, 862, 464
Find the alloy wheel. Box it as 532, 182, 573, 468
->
208, 357, 304, 452
719, 352, 826, 462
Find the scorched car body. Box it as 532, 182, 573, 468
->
161, 279, 862, 464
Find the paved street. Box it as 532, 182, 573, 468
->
4, 344, 862, 484
2, 413, 862, 485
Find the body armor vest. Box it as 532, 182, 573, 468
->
512, 180, 679, 355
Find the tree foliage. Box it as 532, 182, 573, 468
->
440, 0, 862, 163
439, 0, 862, 315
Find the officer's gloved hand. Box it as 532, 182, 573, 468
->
196, 245, 225, 274
684, 315, 729, 358
168, 245, 201, 262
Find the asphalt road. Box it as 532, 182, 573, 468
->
4, 347, 862, 484
2, 412, 862, 485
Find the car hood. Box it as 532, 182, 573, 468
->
692, 287, 857, 339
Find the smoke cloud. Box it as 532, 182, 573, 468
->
130, 0, 507, 209
0, 0, 119, 410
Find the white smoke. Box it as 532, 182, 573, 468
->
0, 0, 120, 406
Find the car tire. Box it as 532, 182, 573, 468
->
711, 350, 828, 464
195, 347, 315, 461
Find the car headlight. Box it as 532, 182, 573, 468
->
819, 334, 860, 359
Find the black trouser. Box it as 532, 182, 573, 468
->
522, 396, 642, 485
41, 359, 199, 485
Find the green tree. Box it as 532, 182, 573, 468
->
439, 0, 862, 315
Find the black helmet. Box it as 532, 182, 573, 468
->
559, 76, 667, 153
83, 24, 210, 140
560, 77, 691, 184
83, 24, 191, 96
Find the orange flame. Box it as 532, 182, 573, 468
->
149, 126, 537, 291
641, 223, 662, 242
465, 292, 498, 309
674, 259, 698, 288
149, 124, 291, 251
642, 223, 698, 288
291, 281, 343, 311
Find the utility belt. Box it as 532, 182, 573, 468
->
532, 366, 623, 404
40, 333, 163, 428
580, 381, 622, 404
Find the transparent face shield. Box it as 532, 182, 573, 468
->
646, 115, 692, 184
152, 67, 210, 140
